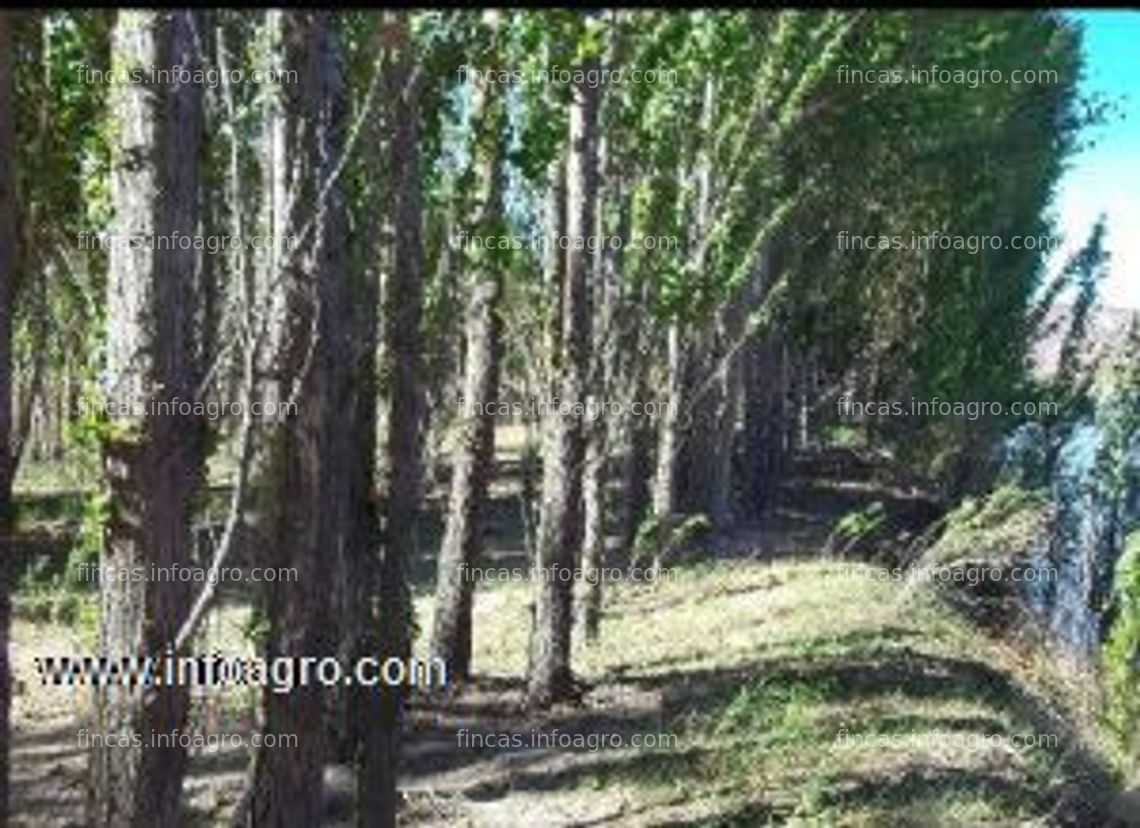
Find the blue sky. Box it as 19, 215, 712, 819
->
1052, 11, 1139, 309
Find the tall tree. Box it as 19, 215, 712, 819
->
528, 31, 600, 708
430, 13, 506, 682
368, 11, 427, 825
0, 13, 15, 826
91, 10, 205, 826
243, 10, 351, 825
579, 31, 622, 639
342, 6, 387, 811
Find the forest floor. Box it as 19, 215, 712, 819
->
8, 446, 1123, 826
399, 561, 1114, 826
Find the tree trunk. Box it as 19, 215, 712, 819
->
91, 11, 205, 826
578, 129, 621, 643
542, 158, 567, 405
620, 415, 653, 553
700, 303, 743, 527
671, 76, 724, 526
528, 51, 599, 708
430, 61, 504, 681
618, 279, 652, 554
651, 321, 686, 565
243, 11, 350, 826
366, 13, 426, 826
0, 13, 15, 826
524, 159, 566, 673
339, 4, 386, 782
737, 234, 791, 519
741, 323, 789, 519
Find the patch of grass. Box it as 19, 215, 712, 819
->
709, 675, 836, 776
1102, 529, 1140, 777
13, 456, 89, 495
922, 483, 1050, 568
822, 424, 867, 450
13, 587, 98, 630
827, 501, 888, 556
508, 556, 1112, 824
631, 512, 713, 568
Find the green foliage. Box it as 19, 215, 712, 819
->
243, 603, 273, 652
1046, 219, 1112, 427
821, 424, 866, 449
1102, 531, 1140, 775
15, 483, 106, 628
631, 512, 712, 566
1096, 315, 1140, 501
15, 585, 98, 629
70, 488, 109, 570
831, 501, 887, 546
797, 12, 1090, 485
337, 10, 1092, 507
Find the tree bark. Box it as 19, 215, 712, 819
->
686, 304, 740, 527
243, 11, 350, 826
0, 13, 15, 826
739, 241, 791, 518
617, 279, 653, 554
91, 11, 205, 826
528, 50, 599, 708
578, 128, 621, 643
366, 13, 426, 826
668, 76, 723, 527
339, 3, 385, 785
651, 320, 686, 563
430, 59, 504, 681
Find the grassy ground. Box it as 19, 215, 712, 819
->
8, 441, 1123, 826
9, 551, 1120, 826
398, 555, 1116, 826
